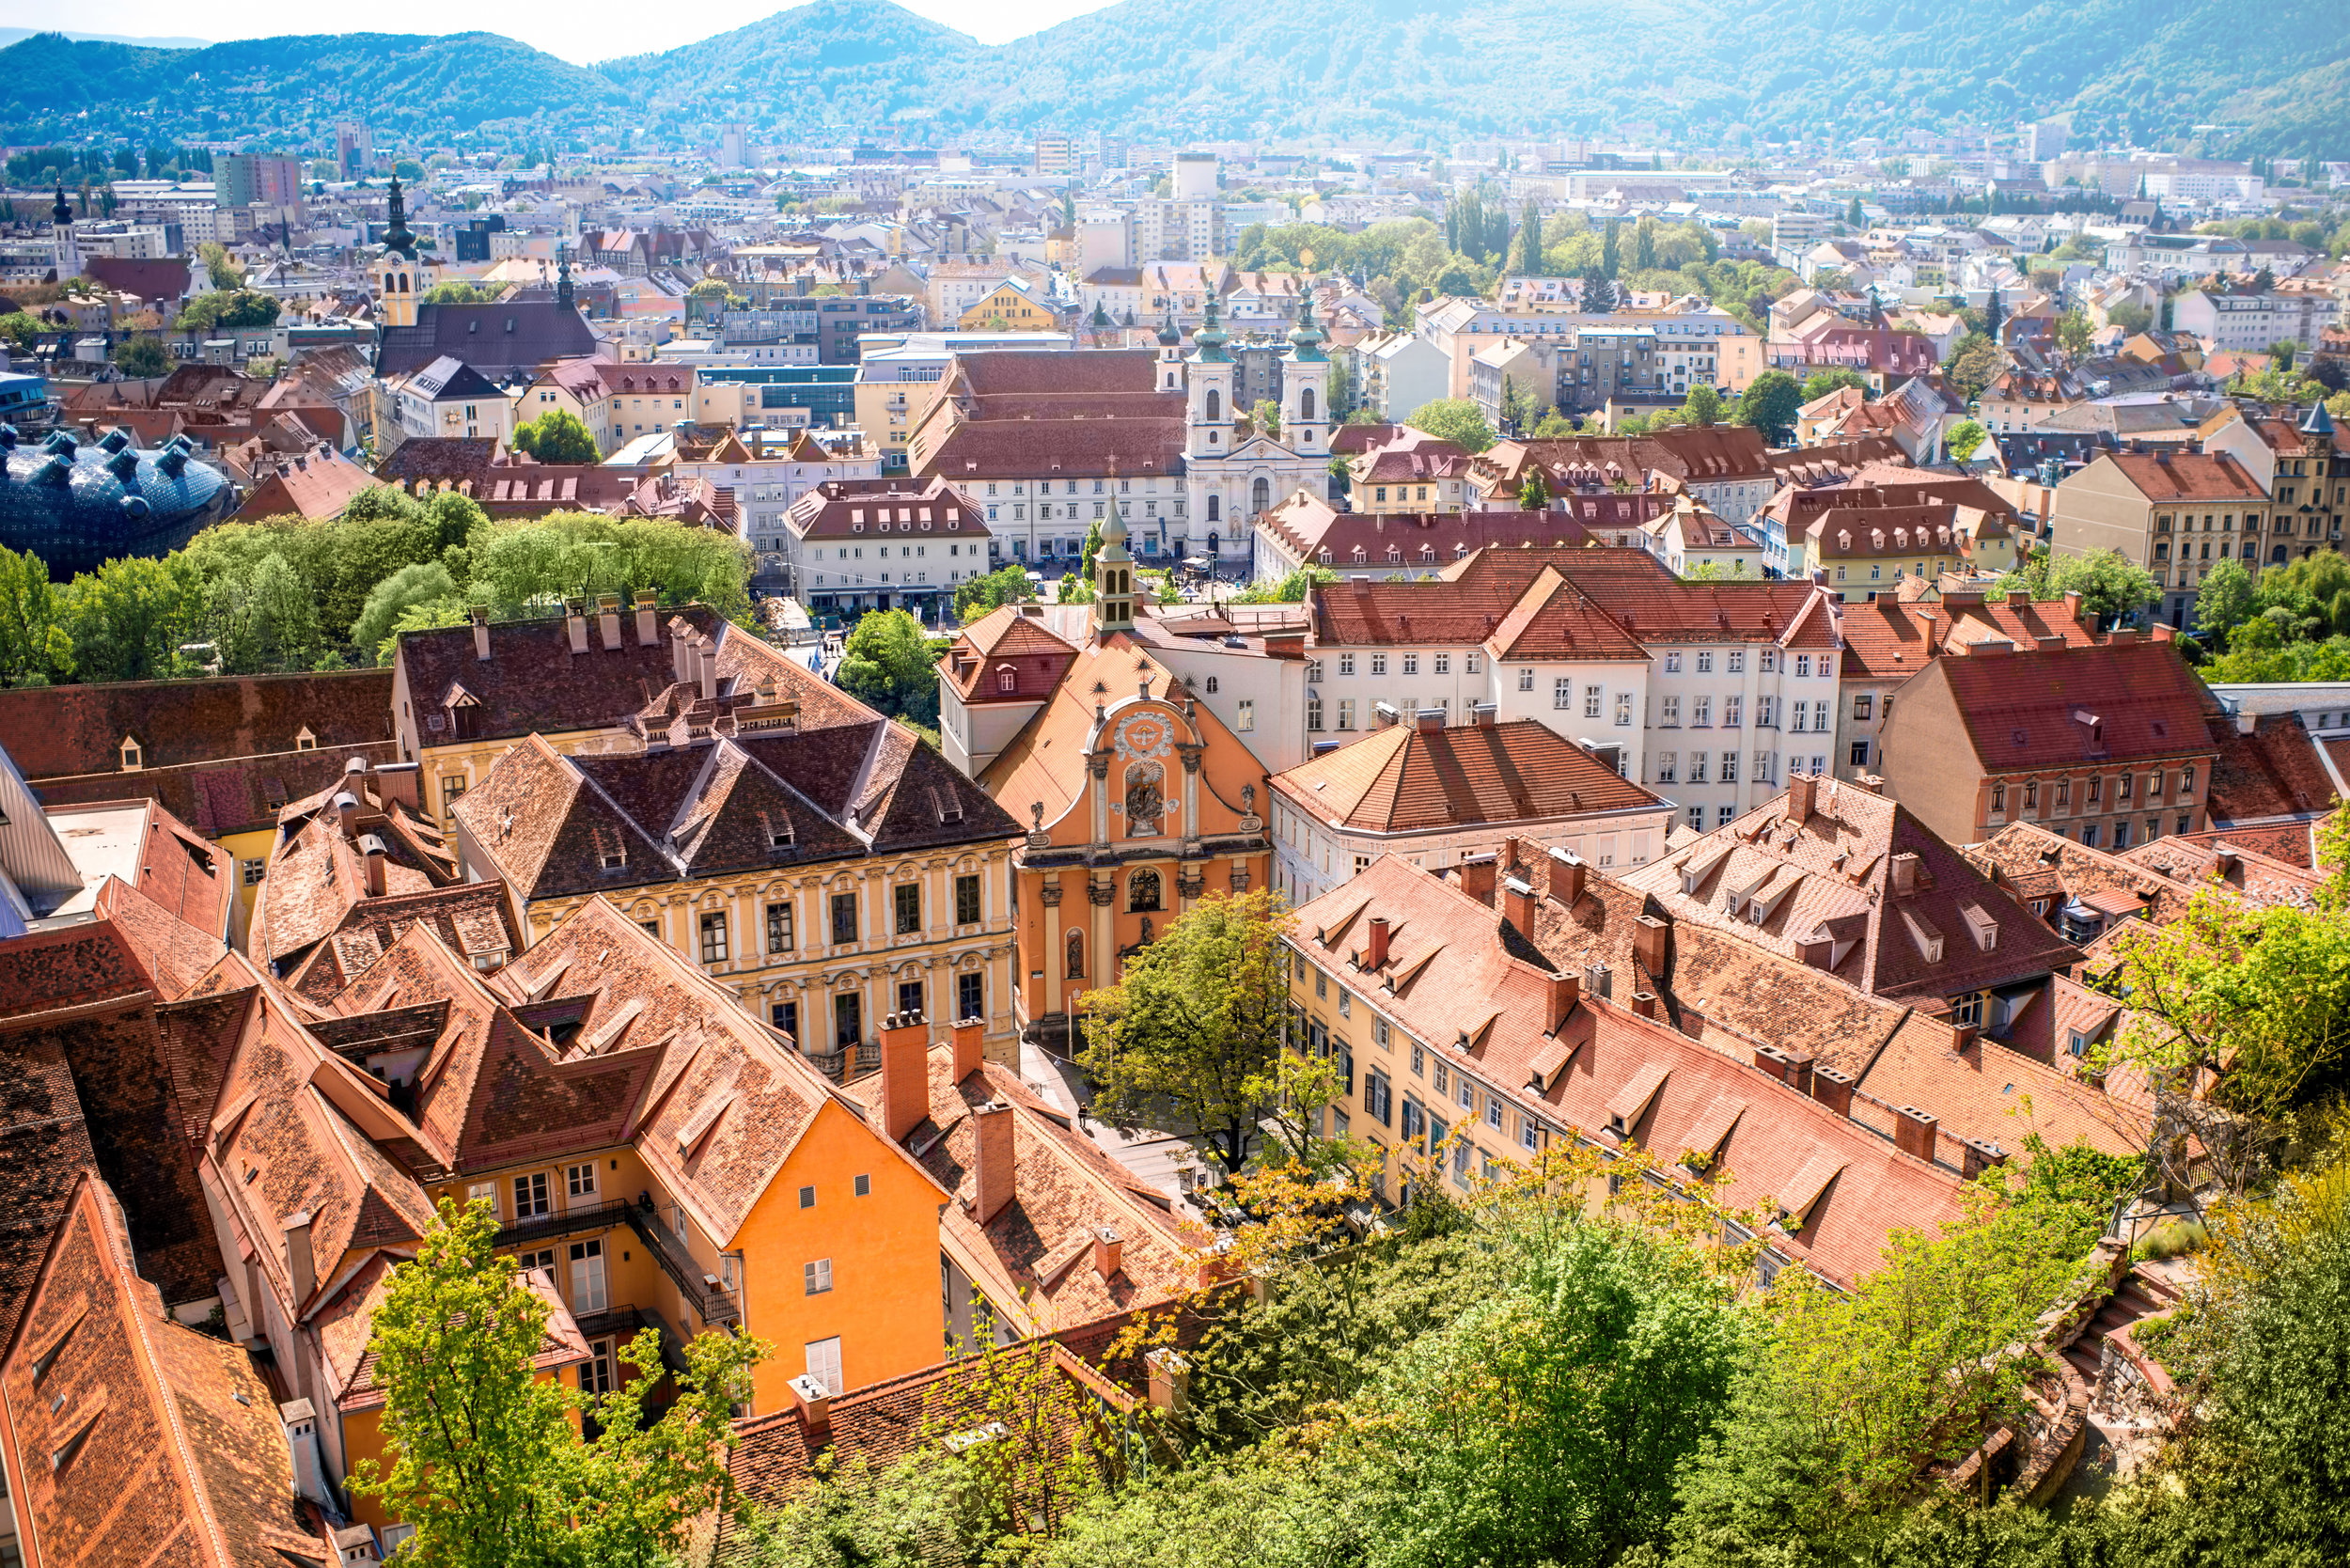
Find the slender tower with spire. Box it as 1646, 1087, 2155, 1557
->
556, 241, 575, 313
375, 174, 430, 329
1095, 466, 1136, 635
49, 183, 81, 280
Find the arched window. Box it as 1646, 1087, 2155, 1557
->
1205, 389, 1221, 422
1066, 931, 1085, 979
1129, 868, 1163, 912
1207, 495, 1221, 523
1251, 477, 1270, 514
1301, 386, 1316, 421
996, 666, 1016, 693
1991, 782, 2007, 813
2025, 780, 2039, 809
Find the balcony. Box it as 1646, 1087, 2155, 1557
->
624, 1201, 742, 1329
494, 1198, 636, 1255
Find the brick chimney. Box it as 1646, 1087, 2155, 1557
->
334, 791, 360, 840
1471, 701, 1497, 727
597, 593, 624, 651
1753, 1043, 1794, 1083
283, 1209, 317, 1304
951, 1014, 985, 1081
1415, 708, 1443, 731
1548, 971, 1579, 1031
2063, 589, 2084, 624
1547, 847, 1586, 908
1891, 1104, 1937, 1162
635, 591, 661, 646
1811, 1063, 1855, 1117
789, 1372, 832, 1439
1459, 851, 1497, 905
358, 833, 387, 898
1092, 1226, 1123, 1279
1961, 1138, 2007, 1179
1890, 851, 1919, 899
971, 1102, 1015, 1224
470, 604, 490, 661
673, 629, 695, 683
1786, 773, 1816, 822
880, 1011, 929, 1142
1366, 915, 1391, 970
1631, 990, 1658, 1019
373, 761, 421, 813
565, 600, 589, 655
1502, 875, 1535, 937
1784, 1050, 1814, 1098
1633, 913, 1669, 978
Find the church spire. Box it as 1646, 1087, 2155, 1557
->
1095, 463, 1136, 634
383, 175, 415, 259
556, 241, 575, 312
52, 183, 72, 227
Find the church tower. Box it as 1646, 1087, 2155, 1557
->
1154, 308, 1183, 391
375, 176, 429, 329
49, 185, 81, 280
1095, 473, 1136, 635
1184, 293, 1234, 460
556, 241, 576, 314
1281, 287, 1329, 457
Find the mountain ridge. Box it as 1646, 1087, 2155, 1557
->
2, 0, 2343, 157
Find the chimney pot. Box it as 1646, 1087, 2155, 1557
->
470, 604, 490, 661
280, 1398, 328, 1506
1786, 774, 1817, 823
1891, 1104, 1938, 1162
1547, 847, 1587, 907
1459, 852, 1497, 905
698, 643, 719, 701
1502, 876, 1536, 938
565, 600, 589, 655
951, 1014, 985, 1081
1811, 1064, 1855, 1117
1631, 990, 1658, 1020
358, 833, 388, 898
1366, 915, 1391, 970
880, 1011, 929, 1142
789, 1372, 832, 1439
334, 791, 361, 839
1092, 1226, 1123, 1279
1890, 851, 1920, 898
1961, 1137, 2008, 1179
1548, 971, 1580, 1032
1146, 1347, 1191, 1413
972, 1102, 1016, 1225
597, 593, 623, 651
1633, 913, 1669, 978
635, 591, 660, 646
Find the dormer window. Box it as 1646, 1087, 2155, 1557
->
996, 666, 1017, 694
294, 727, 317, 752
119, 738, 142, 771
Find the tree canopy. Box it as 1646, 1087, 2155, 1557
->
511, 408, 602, 464
1401, 399, 1496, 454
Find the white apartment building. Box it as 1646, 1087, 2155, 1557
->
1305, 562, 1846, 833
1354, 331, 1450, 420
2172, 290, 2331, 353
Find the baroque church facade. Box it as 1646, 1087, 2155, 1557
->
1164, 293, 1333, 566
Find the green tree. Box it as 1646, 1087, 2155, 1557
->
57, 555, 198, 682
114, 336, 170, 377
1846, 196, 1866, 227
1077, 518, 1104, 581
205, 551, 321, 672
0, 544, 71, 685
348, 1198, 762, 1568
1946, 333, 2005, 402
511, 408, 602, 463
2197, 557, 2257, 643
1799, 368, 1869, 401
1531, 410, 1579, 439
2056, 308, 2094, 359
174, 289, 280, 332
1945, 417, 1989, 461
952, 562, 1036, 623
1681, 384, 1723, 428
1234, 566, 1338, 604
1518, 466, 1550, 509
1246, 399, 1281, 440
196, 241, 244, 290
1731, 370, 1803, 444
1079, 889, 1315, 1174
0, 312, 43, 353
353, 562, 462, 663
1514, 196, 1543, 274
420, 280, 501, 306
1402, 398, 1496, 454
836, 608, 942, 727
1600, 218, 1620, 279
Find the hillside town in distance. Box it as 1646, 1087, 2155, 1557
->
6, 86, 2350, 1568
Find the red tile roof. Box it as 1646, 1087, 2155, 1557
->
1837, 592, 2101, 682
1270, 718, 1665, 833
783, 475, 984, 543
1261, 495, 1596, 567
2202, 711, 2341, 825
0, 670, 394, 783
941, 604, 1080, 701
1929, 639, 2220, 772
2100, 450, 2266, 503
0, 1173, 334, 1568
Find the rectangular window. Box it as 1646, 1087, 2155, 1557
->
1371, 654, 1387, 677
699, 912, 728, 964
805, 1258, 835, 1294
1583, 685, 1602, 718
512, 1172, 550, 1217
955, 873, 981, 926
766, 902, 794, 953
1433, 653, 1449, 675
1664, 652, 1683, 674
1812, 700, 1830, 731
1660, 696, 1680, 726
1340, 653, 1355, 676
898, 979, 925, 1018
957, 970, 984, 1024
1692, 696, 1712, 727
1720, 750, 1738, 784
772, 999, 799, 1042
583, 1339, 615, 1396
805, 1337, 843, 1398
1615, 693, 1633, 727
1689, 751, 1709, 783
834, 991, 862, 1049
1366, 1069, 1392, 1125
1850, 740, 1872, 769
1339, 698, 1355, 729
1519, 667, 1534, 691
1307, 695, 1324, 731
1555, 677, 1574, 710
831, 892, 858, 946
1728, 651, 1745, 674
467, 1180, 498, 1217
894, 883, 921, 935
566, 1163, 597, 1199
1237, 700, 1255, 731
241, 857, 267, 886
1853, 694, 1874, 721
569, 1238, 607, 1313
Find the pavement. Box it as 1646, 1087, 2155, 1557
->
1017, 1040, 1217, 1226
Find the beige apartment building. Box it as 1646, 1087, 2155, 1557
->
2046, 448, 2270, 629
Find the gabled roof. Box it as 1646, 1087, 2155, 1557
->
0, 669, 393, 782
1620, 778, 2080, 1009
0, 1173, 333, 1568
1927, 638, 2218, 772
1270, 718, 1665, 834
1837, 590, 2101, 682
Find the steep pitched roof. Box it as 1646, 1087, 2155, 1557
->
0, 669, 394, 782
0, 1174, 333, 1568
1272, 718, 1664, 833
1927, 638, 2219, 772
1620, 778, 2080, 1009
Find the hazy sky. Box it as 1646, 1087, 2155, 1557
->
1, 0, 1114, 61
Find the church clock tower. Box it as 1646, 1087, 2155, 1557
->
375, 176, 431, 329
1095, 477, 1136, 635
50, 185, 81, 280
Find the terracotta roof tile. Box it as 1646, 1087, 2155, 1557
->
1931, 639, 2218, 771
1272, 718, 1664, 832
0, 670, 393, 783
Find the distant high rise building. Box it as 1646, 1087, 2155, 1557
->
2020, 118, 2067, 163
333, 119, 375, 180
1033, 133, 1077, 177
215, 152, 306, 212
1097, 134, 1132, 171
1172, 150, 1218, 201
719, 123, 749, 168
